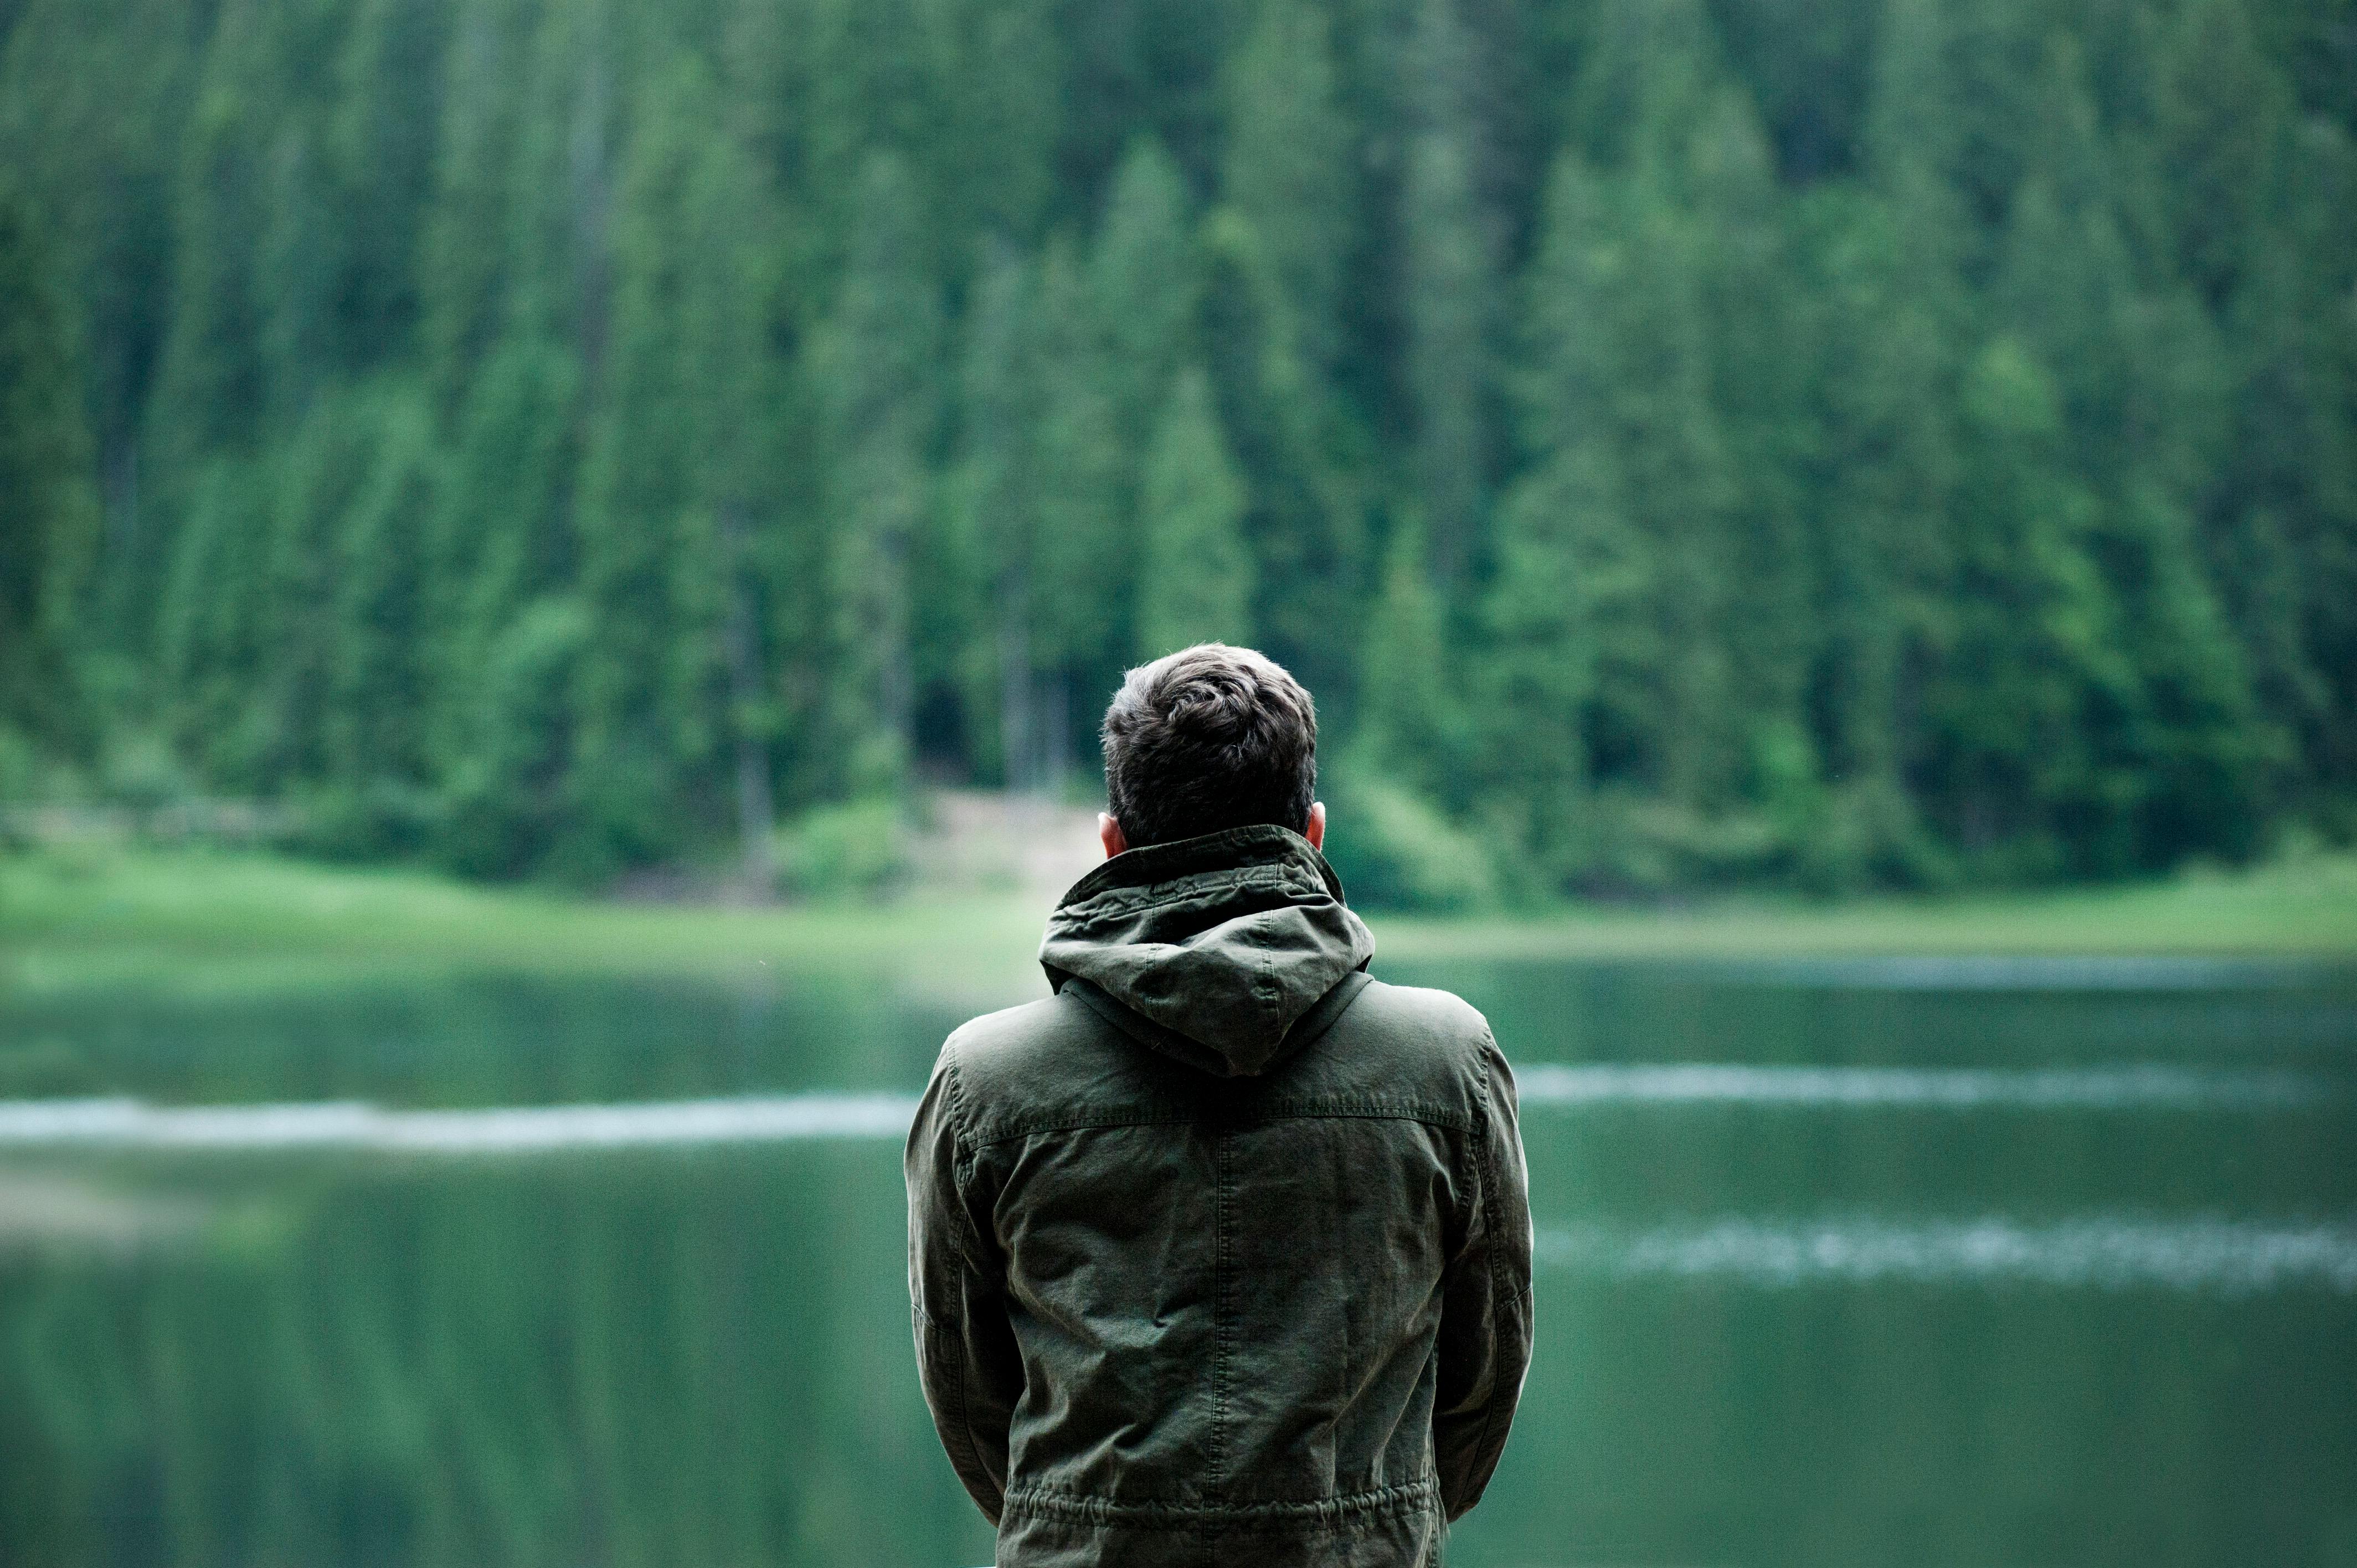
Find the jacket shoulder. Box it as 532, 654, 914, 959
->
944, 994, 1077, 1059
1346, 978, 1493, 1049
1273, 977, 1500, 1121
943, 995, 1097, 1094
941, 991, 1194, 1139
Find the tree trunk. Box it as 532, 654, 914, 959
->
723, 505, 773, 890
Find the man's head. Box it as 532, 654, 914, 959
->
1099, 644, 1322, 857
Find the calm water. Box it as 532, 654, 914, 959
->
2, 954, 2354, 1566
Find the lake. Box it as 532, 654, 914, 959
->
2, 950, 2353, 1566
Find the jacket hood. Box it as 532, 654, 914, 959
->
1039, 824, 1376, 1077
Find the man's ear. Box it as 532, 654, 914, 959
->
1099, 813, 1129, 859
1304, 800, 1325, 850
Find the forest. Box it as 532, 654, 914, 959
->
1, 0, 2353, 903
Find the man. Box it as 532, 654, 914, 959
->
907, 643, 1532, 1567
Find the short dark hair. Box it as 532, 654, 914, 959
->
1102, 644, 1318, 849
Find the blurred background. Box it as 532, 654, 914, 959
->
2, 0, 2355, 1564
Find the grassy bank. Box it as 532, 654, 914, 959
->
0, 847, 1049, 1001
1375, 853, 2357, 962
4, 844, 2354, 1000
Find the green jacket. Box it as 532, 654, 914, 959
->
906, 826, 1532, 1566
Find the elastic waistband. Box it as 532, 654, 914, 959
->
1001, 1474, 1438, 1531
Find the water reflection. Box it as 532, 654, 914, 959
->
1538, 1214, 2357, 1293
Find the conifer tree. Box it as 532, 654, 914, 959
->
424, 337, 579, 770
1222, 0, 1352, 378
1208, 0, 1365, 703
326, 388, 440, 846
153, 457, 271, 783
326, 0, 447, 368
571, 60, 715, 866
1516, 151, 1740, 806
814, 150, 941, 793
1401, 0, 1497, 588
1028, 236, 1128, 778
1929, 336, 2124, 874
0, 184, 101, 761
955, 243, 1049, 789
259, 391, 387, 790
142, 0, 280, 476
1090, 138, 1196, 479
1355, 521, 1453, 801
419, 0, 532, 414
1478, 450, 1619, 881
2154, 0, 2288, 312
1136, 367, 1254, 657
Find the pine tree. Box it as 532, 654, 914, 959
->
424, 334, 581, 788
1136, 367, 1254, 657
152, 455, 271, 783
1207, 0, 1366, 706
325, 386, 440, 849
1928, 336, 2128, 875
1029, 235, 1128, 778
1222, 0, 1352, 378
0, 184, 101, 761
570, 59, 715, 868
1090, 137, 1196, 471
1515, 151, 1740, 806
325, 0, 448, 369
1479, 447, 1630, 884
141, 0, 282, 481
813, 150, 941, 794
419, 0, 532, 414
1355, 521, 1453, 801
1401, 0, 1498, 588
954, 241, 1049, 790
1686, 87, 1816, 783
0, 0, 199, 648
2153, 0, 2289, 312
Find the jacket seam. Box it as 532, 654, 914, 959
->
1212, 1123, 1232, 1497
966, 1103, 1474, 1147
938, 1045, 1001, 1512
1463, 1038, 1510, 1487
1001, 1474, 1439, 1527
916, 1305, 982, 1503
944, 1045, 972, 1147
966, 1108, 1203, 1146
1248, 1099, 1472, 1128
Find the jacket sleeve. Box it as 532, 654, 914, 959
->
1432, 1031, 1535, 1521
904, 1040, 1027, 1525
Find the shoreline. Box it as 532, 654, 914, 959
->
4, 847, 2353, 998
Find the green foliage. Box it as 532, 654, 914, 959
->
1356, 522, 1455, 801
1401, 0, 1497, 589
775, 797, 910, 900
2, 0, 2354, 901
812, 150, 940, 796
0, 181, 100, 765
1221, 0, 1351, 379
1320, 759, 1495, 913
438, 595, 590, 879
1136, 367, 1254, 657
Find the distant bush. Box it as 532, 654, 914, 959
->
297, 780, 441, 863
775, 798, 909, 900
1320, 762, 1495, 913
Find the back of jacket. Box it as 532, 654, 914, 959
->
905, 827, 1533, 1567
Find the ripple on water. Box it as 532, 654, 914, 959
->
1537, 1214, 2357, 1295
